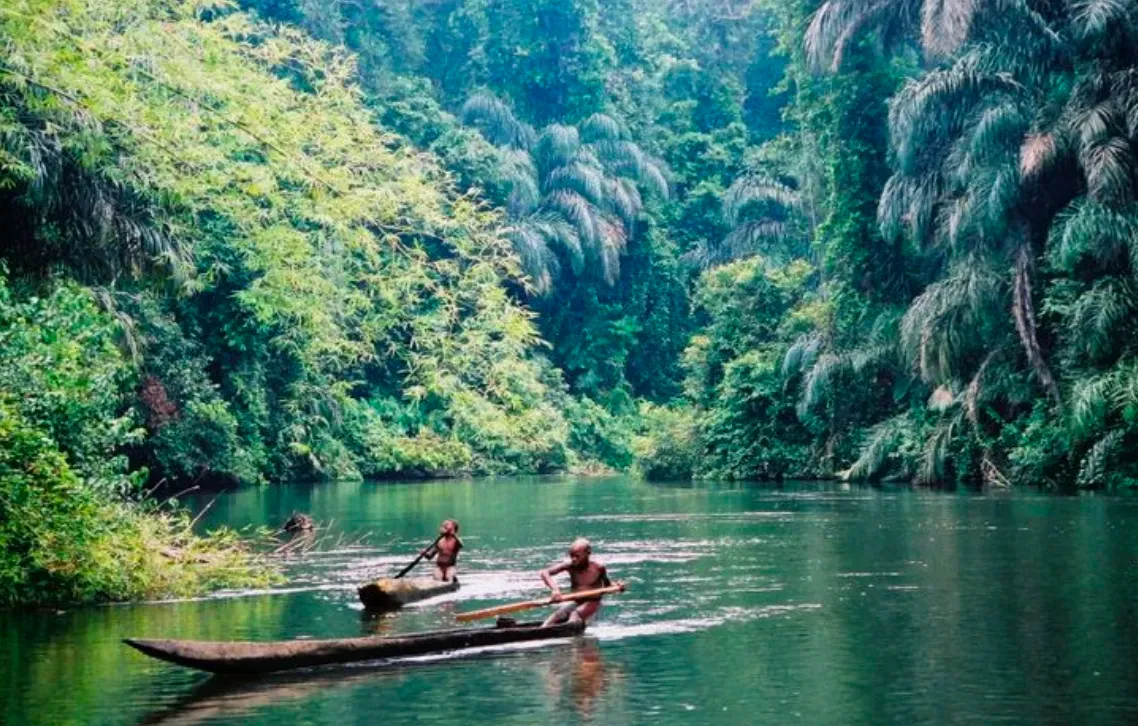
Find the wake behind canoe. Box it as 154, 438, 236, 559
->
357, 576, 459, 610
124, 619, 585, 675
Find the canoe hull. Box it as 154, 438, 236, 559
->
357, 576, 460, 610
124, 620, 586, 675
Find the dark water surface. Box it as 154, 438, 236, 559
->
3, 477, 1138, 725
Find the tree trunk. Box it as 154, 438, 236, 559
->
1011, 239, 1060, 403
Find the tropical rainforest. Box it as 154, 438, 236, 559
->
1, 0, 1136, 604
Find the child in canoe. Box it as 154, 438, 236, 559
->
540, 538, 624, 626
424, 519, 463, 582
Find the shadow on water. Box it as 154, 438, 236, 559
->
134, 637, 610, 726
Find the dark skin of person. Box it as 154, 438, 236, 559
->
424, 520, 463, 582
540, 538, 624, 626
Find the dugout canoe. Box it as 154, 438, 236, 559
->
124, 619, 586, 675
357, 576, 460, 610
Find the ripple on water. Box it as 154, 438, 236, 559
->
590, 602, 822, 642
577, 512, 799, 523
12, 478, 1138, 726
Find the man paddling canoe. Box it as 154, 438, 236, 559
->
423, 519, 463, 582
540, 538, 624, 626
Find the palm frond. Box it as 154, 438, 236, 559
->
1049, 200, 1138, 271
806, 0, 916, 72
1076, 429, 1124, 489
461, 92, 536, 149
783, 334, 824, 379
1082, 136, 1134, 204
505, 212, 585, 291
1115, 69, 1138, 137
1066, 276, 1136, 363
797, 352, 847, 419
900, 259, 1002, 383
1069, 371, 1113, 436
917, 412, 961, 485
1107, 360, 1138, 417
1019, 132, 1061, 180
605, 176, 643, 226
723, 173, 800, 225
879, 174, 941, 245
546, 161, 610, 205
504, 225, 551, 292
594, 140, 670, 199
529, 213, 584, 267
579, 113, 627, 142
983, 166, 1021, 236
545, 189, 601, 249
1, 101, 189, 283
595, 215, 627, 285
497, 147, 540, 216
849, 343, 895, 373
968, 102, 1028, 164
1069, 0, 1138, 42
638, 158, 671, 200
920, 0, 978, 58
534, 125, 581, 171
889, 52, 1021, 175
845, 415, 907, 481
716, 220, 788, 264
462, 99, 653, 287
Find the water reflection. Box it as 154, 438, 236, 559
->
541, 641, 623, 720
4, 478, 1138, 726
358, 609, 398, 635
133, 640, 610, 726
357, 600, 463, 635
135, 667, 401, 726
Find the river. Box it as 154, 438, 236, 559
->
3, 477, 1137, 725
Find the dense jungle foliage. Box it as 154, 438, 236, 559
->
2, 0, 1136, 603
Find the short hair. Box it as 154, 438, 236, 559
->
570, 537, 591, 553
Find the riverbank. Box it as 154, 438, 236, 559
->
0, 395, 279, 608
0, 272, 278, 608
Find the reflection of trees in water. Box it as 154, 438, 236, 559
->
358, 601, 461, 636
1, 595, 289, 726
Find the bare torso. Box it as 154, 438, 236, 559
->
567, 560, 607, 591
540, 557, 612, 626
434, 535, 461, 566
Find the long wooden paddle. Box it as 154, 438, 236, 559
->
393, 534, 443, 579
455, 584, 624, 623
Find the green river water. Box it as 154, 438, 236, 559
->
3, 476, 1138, 725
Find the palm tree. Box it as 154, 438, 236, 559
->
686, 139, 819, 268
461, 93, 669, 293
0, 84, 186, 284
805, 0, 983, 71
804, 0, 1138, 485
